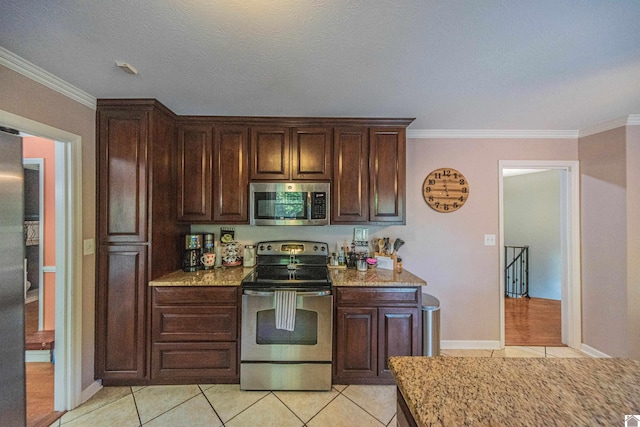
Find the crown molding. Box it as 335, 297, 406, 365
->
578, 114, 640, 138
407, 129, 578, 139
0, 47, 96, 110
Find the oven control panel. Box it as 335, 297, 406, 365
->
257, 240, 329, 256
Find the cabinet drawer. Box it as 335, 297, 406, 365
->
153, 306, 237, 342
335, 287, 420, 307
152, 342, 238, 381
153, 286, 239, 306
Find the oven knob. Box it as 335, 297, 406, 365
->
259, 245, 265, 251
267, 245, 272, 250
320, 246, 326, 252
313, 245, 318, 251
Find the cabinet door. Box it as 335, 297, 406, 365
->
176, 125, 213, 222
369, 128, 406, 223
332, 127, 369, 223
250, 126, 290, 180
378, 308, 420, 377
335, 307, 377, 379
213, 126, 249, 223
95, 245, 148, 382
98, 109, 148, 243
291, 127, 332, 180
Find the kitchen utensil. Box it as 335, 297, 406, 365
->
393, 238, 405, 254
377, 239, 385, 254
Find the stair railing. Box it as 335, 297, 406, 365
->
504, 246, 529, 298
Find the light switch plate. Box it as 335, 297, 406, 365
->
83, 238, 95, 255
484, 234, 496, 246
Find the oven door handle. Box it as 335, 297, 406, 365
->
243, 289, 331, 297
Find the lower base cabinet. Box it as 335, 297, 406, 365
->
151, 286, 240, 384
333, 287, 421, 384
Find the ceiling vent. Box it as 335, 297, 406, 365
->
115, 61, 137, 75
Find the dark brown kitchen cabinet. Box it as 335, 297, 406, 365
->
250, 126, 331, 181
151, 286, 240, 383
333, 287, 421, 384
332, 127, 369, 223
176, 125, 212, 222
213, 126, 249, 223
332, 126, 407, 224
369, 128, 406, 223
96, 100, 188, 385
95, 245, 147, 382
176, 123, 249, 223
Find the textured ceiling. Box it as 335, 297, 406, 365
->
1, 0, 640, 130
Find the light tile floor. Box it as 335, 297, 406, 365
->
50, 346, 589, 427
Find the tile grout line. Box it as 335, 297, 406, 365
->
198, 384, 225, 426
216, 390, 273, 426
339, 388, 395, 426
130, 386, 143, 427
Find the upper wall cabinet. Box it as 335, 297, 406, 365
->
369, 128, 406, 224
177, 125, 213, 222
332, 126, 407, 225
177, 123, 249, 223
250, 126, 332, 181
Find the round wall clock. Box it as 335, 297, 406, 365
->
423, 168, 469, 213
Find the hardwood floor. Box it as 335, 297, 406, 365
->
24, 301, 63, 426
504, 297, 564, 346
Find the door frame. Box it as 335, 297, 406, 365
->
498, 160, 581, 349
0, 109, 83, 410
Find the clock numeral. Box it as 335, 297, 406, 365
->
444, 204, 450, 211
443, 170, 451, 177
461, 187, 468, 194
459, 179, 465, 185
434, 202, 440, 208
459, 196, 464, 202
428, 179, 436, 185
433, 173, 441, 179
428, 196, 434, 202
453, 202, 459, 208
424, 186, 431, 193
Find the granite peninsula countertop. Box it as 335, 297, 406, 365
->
149, 267, 426, 287
389, 356, 640, 426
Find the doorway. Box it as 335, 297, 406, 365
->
498, 160, 581, 349
0, 109, 84, 412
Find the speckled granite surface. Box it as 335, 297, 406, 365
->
148, 267, 253, 286
389, 356, 640, 426
150, 267, 426, 287
330, 268, 426, 287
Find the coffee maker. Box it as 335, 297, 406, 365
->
182, 234, 203, 272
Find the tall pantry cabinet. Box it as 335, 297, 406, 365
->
95, 99, 188, 385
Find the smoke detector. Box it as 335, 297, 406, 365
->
115, 61, 138, 75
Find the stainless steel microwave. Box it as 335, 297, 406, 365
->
250, 182, 330, 226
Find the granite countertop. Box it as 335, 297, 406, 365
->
150, 266, 426, 288
149, 267, 254, 286
389, 356, 640, 426
330, 267, 426, 287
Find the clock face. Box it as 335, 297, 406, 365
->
423, 168, 469, 213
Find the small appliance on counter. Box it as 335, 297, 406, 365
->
222, 241, 242, 267
182, 234, 203, 272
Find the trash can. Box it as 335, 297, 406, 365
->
421, 293, 440, 356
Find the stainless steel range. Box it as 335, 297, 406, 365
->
240, 240, 332, 391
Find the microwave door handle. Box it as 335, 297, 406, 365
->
307, 191, 312, 220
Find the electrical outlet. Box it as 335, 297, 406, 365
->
484, 234, 496, 246
83, 238, 95, 255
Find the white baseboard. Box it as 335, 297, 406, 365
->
25, 350, 51, 363
441, 340, 501, 350
580, 343, 611, 358
80, 380, 102, 405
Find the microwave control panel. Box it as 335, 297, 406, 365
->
311, 192, 327, 219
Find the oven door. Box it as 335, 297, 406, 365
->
241, 290, 333, 362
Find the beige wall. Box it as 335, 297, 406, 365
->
579, 127, 629, 357
401, 138, 577, 342
625, 125, 640, 358
0, 65, 96, 388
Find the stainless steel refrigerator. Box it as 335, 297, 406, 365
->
0, 128, 26, 426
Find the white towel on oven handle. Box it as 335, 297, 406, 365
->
274, 290, 297, 331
